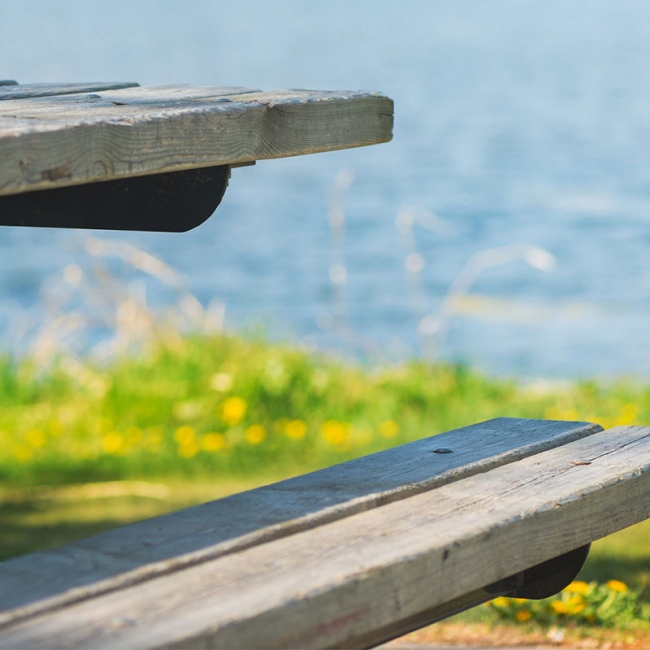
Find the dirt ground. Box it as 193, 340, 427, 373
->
390, 622, 650, 649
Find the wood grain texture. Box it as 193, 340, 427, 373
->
0, 86, 394, 197
0, 85, 260, 113
0, 82, 139, 100
0, 418, 599, 624
1, 425, 649, 649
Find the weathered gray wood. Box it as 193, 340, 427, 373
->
0, 86, 394, 197
0, 82, 139, 100
0, 85, 260, 113
0, 418, 599, 625
1, 425, 649, 649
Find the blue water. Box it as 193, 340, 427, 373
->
3, 0, 650, 379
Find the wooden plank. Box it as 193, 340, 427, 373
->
0, 82, 139, 101
2, 425, 649, 649
0, 418, 599, 625
0, 86, 394, 197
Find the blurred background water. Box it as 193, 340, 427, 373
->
2, 0, 650, 379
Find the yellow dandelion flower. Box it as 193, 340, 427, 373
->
379, 420, 400, 438
174, 425, 196, 445
26, 429, 46, 448
285, 420, 307, 439
550, 600, 569, 615
565, 580, 590, 595
220, 396, 247, 426
201, 432, 226, 452
102, 432, 124, 454
617, 404, 639, 426
606, 579, 628, 593
567, 600, 586, 615
491, 597, 510, 608
321, 420, 348, 446
244, 425, 266, 445
13, 445, 32, 461
178, 441, 199, 458
515, 609, 532, 622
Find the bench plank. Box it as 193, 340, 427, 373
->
0, 86, 394, 197
0, 418, 599, 625
2, 424, 649, 649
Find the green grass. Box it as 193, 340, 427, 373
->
0, 477, 281, 561
2, 331, 649, 487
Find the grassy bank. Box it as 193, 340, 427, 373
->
1, 331, 648, 487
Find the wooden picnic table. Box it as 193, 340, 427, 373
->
2, 81, 650, 649
0, 81, 393, 231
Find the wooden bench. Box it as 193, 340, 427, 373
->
2, 417, 650, 648
3, 83, 650, 648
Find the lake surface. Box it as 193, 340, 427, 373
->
2, 0, 650, 379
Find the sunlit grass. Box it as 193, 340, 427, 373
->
0, 476, 283, 561
2, 332, 650, 489
0, 335, 507, 485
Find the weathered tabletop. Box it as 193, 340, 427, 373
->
0, 81, 393, 230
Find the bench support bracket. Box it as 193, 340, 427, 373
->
358, 545, 591, 649
0, 164, 231, 232
500, 543, 591, 599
